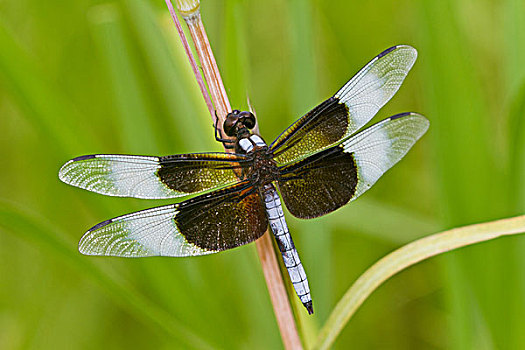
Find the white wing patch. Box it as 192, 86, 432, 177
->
342, 113, 429, 199
78, 204, 215, 257
334, 45, 418, 136
59, 155, 177, 199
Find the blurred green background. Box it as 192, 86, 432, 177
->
1, 0, 524, 349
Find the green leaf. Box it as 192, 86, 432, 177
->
314, 215, 525, 350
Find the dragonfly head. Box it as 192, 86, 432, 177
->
224, 110, 256, 138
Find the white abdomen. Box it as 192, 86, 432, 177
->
261, 183, 312, 311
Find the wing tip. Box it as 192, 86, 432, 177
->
58, 160, 74, 183
78, 218, 113, 255
377, 45, 397, 58
58, 155, 97, 183
378, 44, 417, 59
389, 112, 430, 135
78, 245, 98, 256
389, 111, 416, 119
72, 154, 97, 162
87, 218, 113, 233
390, 111, 426, 119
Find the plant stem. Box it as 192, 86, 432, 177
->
164, 0, 213, 117
164, 1, 302, 349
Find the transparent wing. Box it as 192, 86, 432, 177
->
269, 45, 418, 165
59, 153, 249, 199
78, 182, 268, 257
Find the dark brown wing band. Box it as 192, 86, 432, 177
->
278, 146, 357, 219
175, 182, 268, 251
157, 153, 249, 195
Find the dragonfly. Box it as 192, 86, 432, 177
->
59, 45, 428, 315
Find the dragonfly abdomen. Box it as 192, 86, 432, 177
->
261, 183, 313, 314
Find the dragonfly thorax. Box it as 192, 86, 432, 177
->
247, 148, 280, 185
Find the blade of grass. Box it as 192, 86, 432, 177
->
314, 215, 525, 350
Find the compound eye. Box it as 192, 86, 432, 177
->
240, 111, 256, 129
223, 111, 240, 136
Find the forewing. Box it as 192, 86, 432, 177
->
78, 182, 268, 257
278, 113, 428, 218
59, 153, 249, 199
269, 45, 418, 165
